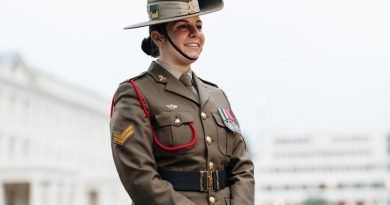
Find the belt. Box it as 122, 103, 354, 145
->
159, 169, 228, 192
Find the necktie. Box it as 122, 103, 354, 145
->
179, 74, 199, 101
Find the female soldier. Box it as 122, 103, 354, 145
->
110, 0, 255, 204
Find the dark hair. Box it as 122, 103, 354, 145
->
141, 23, 167, 57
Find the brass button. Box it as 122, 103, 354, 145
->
209, 196, 216, 204
208, 161, 214, 170
201, 112, 207, 120
206, 136, 213, 145
174, 118, 181, 125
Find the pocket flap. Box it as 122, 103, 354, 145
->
155, 111, 194, 127
212, 113, 226, 127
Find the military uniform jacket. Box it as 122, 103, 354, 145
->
110, 62, 255, 205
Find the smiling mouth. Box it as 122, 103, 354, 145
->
184, 43, 200, 48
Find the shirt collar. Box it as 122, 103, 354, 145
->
155, 60, 193, 80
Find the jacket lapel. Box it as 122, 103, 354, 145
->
147, 62, 199, 105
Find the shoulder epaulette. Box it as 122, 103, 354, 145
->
119, 72, 147, 85
131, 71, 148, 81
198, 77, 218, 88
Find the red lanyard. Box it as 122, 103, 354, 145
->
111, 80, 197, 151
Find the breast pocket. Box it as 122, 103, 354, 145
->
212, 113, 235, 157
154, 111, 196, 154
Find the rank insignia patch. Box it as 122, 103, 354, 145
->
113, 124, 135, 145
218, 108, 240, 132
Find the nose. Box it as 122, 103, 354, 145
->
188, 25, 201, 38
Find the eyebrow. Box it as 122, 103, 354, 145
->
174, 20, 202, 24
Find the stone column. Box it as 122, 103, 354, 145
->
0, 134, 6, 163
30, 180, 46, 205
60, 182, 69, 205
73, 180, 85, 205
47, 181, 57, 205
99, 185, 109, 205
57, 183, 64, 205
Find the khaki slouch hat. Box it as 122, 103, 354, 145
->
124, 0, 224, 29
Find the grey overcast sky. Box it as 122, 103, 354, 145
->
1, 0, 390, 155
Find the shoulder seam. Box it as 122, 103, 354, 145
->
198, 77, 218, 88
119, 71, 148, 85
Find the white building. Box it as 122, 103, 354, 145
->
255, 133, 390, 205
0, 54, 130, 205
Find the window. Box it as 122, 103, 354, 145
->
22, 138, 30, 157
8, 136, 15, 159
88, 190, 98, 205
4, 183, 29, 205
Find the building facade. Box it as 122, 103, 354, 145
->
255, 133, 390, 205
0, 54, 130, 205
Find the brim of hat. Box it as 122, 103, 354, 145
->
123, 0, 223, 30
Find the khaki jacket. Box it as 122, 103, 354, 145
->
110, 62, 254, 205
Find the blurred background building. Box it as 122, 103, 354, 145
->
0, 54, 130, 205
256, 133, 390, 205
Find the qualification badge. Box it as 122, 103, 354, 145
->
218, 108, 240, 132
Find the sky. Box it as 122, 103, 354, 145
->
1, 0, 390, 156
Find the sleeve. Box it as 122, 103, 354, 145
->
221, 90, 255, 205
110, 82, 196, 205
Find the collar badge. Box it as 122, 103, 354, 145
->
158, 75, 167, 82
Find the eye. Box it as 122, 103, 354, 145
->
196, 25, 202, 31
177, 24, 188, 30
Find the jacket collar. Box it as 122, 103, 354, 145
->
147, 61, 210, 108
147, 61, 198, 105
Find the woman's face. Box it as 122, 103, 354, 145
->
158, 16, 205, 63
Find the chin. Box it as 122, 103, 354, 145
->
186, 51, 202, 59
188, 54, 201, 60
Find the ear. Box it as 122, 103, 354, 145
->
151, 31, 165, 48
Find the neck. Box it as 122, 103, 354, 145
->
159, 56, 192, 73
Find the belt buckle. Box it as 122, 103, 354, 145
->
200, 170, 220, 192
212, 170, 220, 191
200, 171, 209, 192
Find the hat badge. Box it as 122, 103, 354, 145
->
149, 4, 159, 20
188, 2, 196, 14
